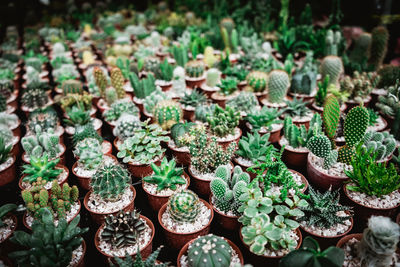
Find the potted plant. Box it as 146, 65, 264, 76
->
64, 105, 103, 135
158, 190, 214, 250
376, 81, 399, 129
341, 71, 377, 111
224, 65, 248, 90
21, 180, 81, 230
117, 120, 168, 178
298, 186, 353, 249
177, 234, 244, 267
200, 68, 221, 97
185, 60, 205, 88
84, 163, 136, 225
209, 165, 250, 231
26, 108, 64, 142
153, 99, 183, 131
155, 59, 174, 91
143, 158, 190, 211
94, 210, 155, 262
0, 136, 15, 186
281, 97, 314, 128
103, 99, 140, 129
143, 88, 170, 120
311, 76, 347, 113
261, 70, 290, 109
245, 70, 268, 102
9, 209, 87, 267
245, 107, 283, 143
129, 72, 156, 113
280, 236, 344, 267
109, 246, 166, 267
0, 112, 21, 138
211, 77, 239, 108
344, 144, 400, 225
336, 216, 399, 267
179, 90, 207, 121
226, 91, 259, 118
20, 88, 53, 115
0, 204, 17, 247
361, 131, 396, 162
73, 124, 112, 155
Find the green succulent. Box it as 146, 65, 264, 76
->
362, 131, 396, 161
72, 124, 103, 146
245, 107, 282, 133
236, 132, 276, 163
179, 89, 207, 108
282, 97, 311, 118
110, 246, 167, 267
104, 99, 140, 122
155, 59, 174, 81
22, 156, 62, 184
64, 106, 91, 126
143, 158, 186, 192
207, 105, 240, 138
74, 138, 104, 170
218, 77, 238, 96
226, 92, 259, 115
0, 203, 17, 227
168, 189, 200, 223
284, 113, 322, 149
0, 135, 12, 164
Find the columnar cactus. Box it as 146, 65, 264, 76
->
363, 131, 396, 161
129, 72, 156, 99
61, 79, 83, 96
110, 67, 126, 99
349, 33, 371, 64
247, 71, 268, 92
94, 67, 108, 98
206, 68, 220, 87
322, 95, 341, 141
187, 234, 232, 267
168, 190, 200, 223
153, 100, 183, 130
185, 61, 205, 78
207, 105, 240, 138
105, 87, 118, 105
320, 56, 343, 85
73, 138, 103, 170
368, 26, 389, 71
325, 29, 341, 56
267, 70, 290, 103
283, 113, 322, 148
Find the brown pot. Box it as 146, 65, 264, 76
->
245, 122, 283, 143
168, 143, 191, 166
11, 119, 22, 138
75, 240, 87, 267
216, 128, 242, 151
177, 236, 244, 267
19, 165, 69, 191
142, 109, 154, 123
126, 154, 163, 179
209, 195, 240, 232
158, 199, 214, 251
306, 153, 349, 190
22, 200, 82, 231
185, 76, 205, 89
11, 137, 20, 159
336, 233, 362, 248
143, 172, 190, 212
22, 143, 67, 166
279, 138, 309, 170
156, 80, 172, 92
200, 84, 218, 98
343, 185, 400, 226
371, 88, 387, 108
288, 91, 316, 106
0, 156, 16, 187
132, 97, 144, 114
102, 140, 113, 155
345, 95, 371, 112
232, 157, 257, 179
182, 106, 195, 122
94, 215, 155, 264
210, 91, 238, 108
254, 91, 268, 104
237, 80, 247, 90
239, 227, 302, 266
84, 185, 136, 225
300, 216, 354, 250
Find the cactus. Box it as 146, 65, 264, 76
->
363, 131, 396, 161
210, 165, 250, 215
206, 68, 220, 87
307, 133, 339, 169
93, 67, 108, 98
21, 127, 60, 159
144, 57, 160, 74
358, 216, 400, 267
283, 113, 322, 148
343, 105, 369, 147
322, 95, 341, 140
247, 71, 268, 92
226, 92, 258, 115
91, 164, 131, 201
170, 122, 196, 147
74, 138, 103, 170
143, 158, 186, 191
320, 56, 343, 85
349, 33, 371, 64
61, 79, 83, 96
207, 105, 240, 138
105, 87, 117, 105
171, 45, 188, 67
21, 88, 49, 110
185, 60, 205, 78
341, 71, 378, 103
325, 29, 341, 56
110, 67, 126, 99
113, 114, 141, 141
101, 210, 146, 248
368, 26, 389, 71
168, 190, 200, 223
0, 135, 11, 164
25, 57, 43, 72
267, 70, 290, 103
153, 100, 183, 130
187, 234, 232, 267
128, 72, 156, 100
203, 46, 218, 68
290, 52, 317, 95
104, 99, 139, 122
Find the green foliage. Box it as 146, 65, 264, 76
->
315, 75, 330, 107
129, 72, 156, 99
218, 77, 238, 96
64, 106, 91, 127
168, 189, 200, 223
195, 104, 216, 122
377, 65, 400, 88
236, 132, 276, 163
320, 56, 343, 86
290, 52, 317, 95
179, 89, 207, 108
21, 127, 60, 159
102, 210, 146, 248
74, 138, 103, 170
143, 158, 186, 192
267, 70, 290, 103
284, 113, 322, 149
340, 71, 378, 102
10, 208, 87, 267
280, 236, 344, 267
282, 97, 311, 118
322, 95, 341, 140
367, 108, 379, 126
72, 124, 103, 146
0, 204, 17, 227
156, 59, 174, 81
368, 26, 389, 71
245, 107, 282, 133
0, 135, 11, 164
345, 144, 400, 197
226, 92, 258, 114
110, 246, 167, 267
22, 156, 62, 184
246, 71, 268, 92
153, 100, 183, 130
104, 99, 139, 122
171, 45, 189, 67
91, 163, 131, 201
207, 105, 240, 138
223, 65, 248, 82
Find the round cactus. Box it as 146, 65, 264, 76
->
206, 68, 220, 87
185, 61, 205, 78
153, 100, 183, 130
168, 190, 200, 223
187, 234, 232, 267
247, 71, 268, 92
320, 56, 343, 85
267, 70, 290, 103
344, 105, 369, 147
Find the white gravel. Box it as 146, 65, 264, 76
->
65, 118, 102, 135
261, 98, 288, 108
367, 116, 386, 132
26, 202, 80, 227
346, 184, 400, 209
87, 187, 134, 214
214, 128, 241, 142
74, 155, 116, 177
201, 84, 218, 92
161, 201, 211, 233
310, 154, 352, 177
102, 141, 112, 154
280, 137, 309, 152
0, 157, 13, 172
168, 140, 190, 152
67, 244, 84, 267
247, 122, 283, 134
289, 112, 314, 123
98, 218, 152, 257
143, 176, 188, 196
300, 211, 352, 237
0, 216, 15, 242
235, 156, 254, 168
372, 88, 387, 95
259, 230, 299, 257
268, 171, 305, 197
21, 168, 68, 190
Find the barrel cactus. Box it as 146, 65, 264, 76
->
168, 190, 200, 223
320, 56, 343, 85
267, 70, 290, 103
61, 79, 83, 96
246, 71, 268, 92
153, 100, 183, 130
185, 61, 205, 78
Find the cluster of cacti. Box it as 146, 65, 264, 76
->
129, 72, 156, 99
340, 71, 378, 102
72, 123, 103, 146
187, 234, 232, 267
377, 65, 400, 88
320, 56, 343, 85
210, 165, 250, 215
101, 210, 146, 248
60, 91, 93, 111
21, 180, 79, 219
61, 79, 83, 96
93, 67, 108, 98
104, 99, 139, 122
207, 105, 240, 138
205, 68, 220, 87
144, 158, 186, 191
290, 51, 317, 95
325, 29, 341, 56
156, 59, 174, 81
113, 113, 142, 140
283, 113, 322, 148
153, 100, 183, 130
168, 189, 201, 223
246, 71, 268, 92
22, 156, 62, 184
171, 122, 204, 148
376, 82, 400, 140
21, 126, 60, 159
226, 92, 258, 115
91, 163, 131, 201
307, 134, 339, 169
236, 132, 277, 164
368, 26, 389, 71
363, 131, 396, 161
74, 138, 104, 170
220, 18, 238, 54
110, 67, 126, 99
185, 60, 205, 78
171, 45, 188, 67
358, 216, 400, 267
25, 57, 43, 72
21, 88, 49, 109
267, 70, 290, 103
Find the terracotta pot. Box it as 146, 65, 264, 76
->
182, 106, 195, 122
300, 216, 354, 250
210, 91, 238, 108
209, 195, 240, 232
19, 165, 69, 191
345, 96, 371, 112
279, 138, 309, 170
84, 185, 136, 225
343, 185, 400, 226
126, 154, 163, 179
132, 97, 144, 114
143, 172, 190, 212
0, 156, 16, 187
156, 80, 172, 92
94, 215, 155, 264
22, 143, 66, 165
10, 137, 20, 159
216, 128, 242, 151
96, 99, 109, 114
158, 199, 214, 251
23, 200, 82, 231
168, 143, 191, 166
245, 122, 283, 143
336, 233, 362, 248
237, 80, 247, 90
177, 236, 244, 267
185, 76, 205, 89
200, 84, 218, 98
75, 240, 87, 267
306, 154, 349, 190
239, 227, 302, 266
11, 120, 22, 138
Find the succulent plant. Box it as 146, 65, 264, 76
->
0, 135, 12, 164
368, 26, 389, 71
217, 77, 238, 96
267, 70, 290, 103
91, 163, 131, 201
60, 91, 93, 111
110, 67, 126, 99
245, 107, 282, 133
367, 108, 379, 126
94, 67, 108, 98
362, 131, 396, 161
153, 100, 183, 130
171, 122, 204, 148
129, 72, 156, 100
64, 106, 91, 127
9, 208, 88, 267
168, 189, 201, 223
246, 71, 268, 92
325, 29, 342, 56
320, 56, 343, 85
74, 138, 104, 170
340, 71, 378, 102
0, 203, 17, 227
0, 79, 14, 99
187, 234, 232, 267
21, 127, 61, 159
207, 105, 240, 138
284, 113, 322, 149
110, 246, 167, 267
0, 112, 18, 128
144, 158, 186, 192
236, 132, 276, 164
156, 59, 174, 82
322, 94, 341, 141
226, 92, 258, 115
376, 82, 400, 140
377, 65, 400, 88
61, 79, 83, 96
195, 104, 216, 123
101, 210, 146, 248
72, 124, 103, 146
185, 60, 205, 78
171, 45, 188, 67
22, 156, 62, 184
282, 97, 311, 118
210, 165, 250, 215
143, 88, 169, 114
104, 99, 140, 122
205, 68, 221, 87
21, 88, 49, 110
179, 89, 207, 108
314, 75, 330, 107
290, 51, 317, 95
113, 113, 142, 141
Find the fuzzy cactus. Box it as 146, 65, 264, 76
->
91, 164, 131, 201
21, 127, 60, 159
185, 60, 205, 78
267, 70, 290, 103
93, 67, 108, 98
363, 131, 396, 161
206, 68, 220, 87
73, 138, 103, 170
325, 29, 341, 56
153, 100, 183, 130
187, 234, 232, 267
320, 56, 343, 85
246, 71, 268, 92
322, 95, 341, 141
368, 26, 389, 71
168, 190, 200, 223
110, 67, 126, 99
61, 79, 83, 96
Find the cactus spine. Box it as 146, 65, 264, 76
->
167, 190, 200, 223
267, 70, 290, 103
110, 67, 126, 99
153, 100, 183, 130
320, 56, 343, 85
